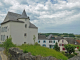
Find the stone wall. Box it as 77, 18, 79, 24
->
68, 56, 80, 60
8, 47, 61, 60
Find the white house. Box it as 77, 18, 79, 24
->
0, 10, 38, 45
58, 39, 68, 51
38, 34, 58, 48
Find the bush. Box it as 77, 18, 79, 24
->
23, 49, 28, 53
74, 52, 77, 55
0, 44, 4, 47
78, 48, 80, 51
34, 42, 40, 46
3, 36, 16, 51
65, 53, 75, 58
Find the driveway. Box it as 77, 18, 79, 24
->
0, 47, 7, 60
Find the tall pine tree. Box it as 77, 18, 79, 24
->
54, 42, 60, 51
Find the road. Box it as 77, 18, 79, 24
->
0, 47, 4, 60
0, 47, 7, 60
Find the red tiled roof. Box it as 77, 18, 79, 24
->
76, 40, 80, 43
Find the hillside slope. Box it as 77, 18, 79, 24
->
18, 44, 68, 60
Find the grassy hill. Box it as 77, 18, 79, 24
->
17, 44, 68, 60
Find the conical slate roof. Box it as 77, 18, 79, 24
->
18, 9, 28, 19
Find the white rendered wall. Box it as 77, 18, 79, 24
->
10, 22, 24, 45
58, 39, 68, 51
38, 40, 58, 48
0, 22, 11, 43
28, 28, 38, 44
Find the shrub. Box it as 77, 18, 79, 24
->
3, 36, 16, 51
78, 48, 80, 51
0, 44, 4, 47
74, 52, 77, 55
64, 44, 75, 54
34, 42, 40, 46
65, 53, 75, 58
23, 49, 28, 53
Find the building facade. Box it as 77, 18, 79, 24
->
0, 10, 38, 45
58, 39, 68, 51
38, 34, 58, 48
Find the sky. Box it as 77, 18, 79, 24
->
0, 0, 80, 34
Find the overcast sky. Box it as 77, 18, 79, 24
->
0, 0, 80, 34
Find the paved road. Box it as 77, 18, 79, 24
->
0, 47, 4, 60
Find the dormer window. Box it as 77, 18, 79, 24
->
25, 24, 27, 28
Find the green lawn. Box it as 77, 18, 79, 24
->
17, 44, 68, 60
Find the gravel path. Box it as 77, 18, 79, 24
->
0, 47, 7, 60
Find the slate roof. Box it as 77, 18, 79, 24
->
64, 37, 75, 44
47, 34, 55, 39
38, 34, 64, 40
1, 10, 38, 28
3, 12, 21, 22
29, 22, 38, 28
18, 10, 29, 19
38, 35, 47, 40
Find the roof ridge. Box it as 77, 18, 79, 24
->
8, 11, 21, 15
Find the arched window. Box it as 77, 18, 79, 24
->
42, 44, 46, 47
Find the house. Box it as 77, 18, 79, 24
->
64, 37, 75, 44
75, 40, 80, 45
58, 39, 68, 51
0, 10, 38, 45
38, 34, 58, 48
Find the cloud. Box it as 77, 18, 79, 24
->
0, 0, 80, 34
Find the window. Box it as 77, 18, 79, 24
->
3, 35, 5, 41
53, 40, 55, 43
63, 48, 65, 50
25, 24, 27, 28
59, 44, 62, 46
1, 27, 3, 32
1, 35, 5, 41
38, 40, 40, 43
1, 35, 2, 41
7, 36, 8, 39
1, 27, 7, 32
62, 44, 64, 46
42, 44, 46, 47
43, 40, 46, 43
52, 37, 54, 39
62, 40, 64, 43
49, 40, 52, 43
24, 42, 26, 44
24, 33, 27, 36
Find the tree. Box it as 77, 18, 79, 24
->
64, 44, 75, 54
3, 36, 16, 51
33, 35, 36, 44
54, 42, 60, 51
